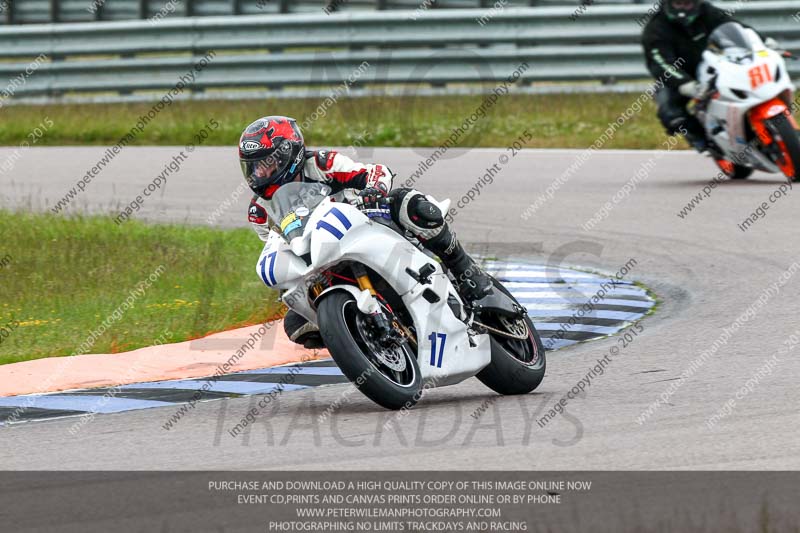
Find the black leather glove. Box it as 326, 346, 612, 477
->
354, 185, 388, 211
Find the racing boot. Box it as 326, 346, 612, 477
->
423, 226, 493, 303
671, 116, 708, 153
284, 310, 325, 349
685, 132, 709, 153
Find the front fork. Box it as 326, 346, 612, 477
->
353, 264, 402, 347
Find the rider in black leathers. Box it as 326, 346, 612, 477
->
641, 0, 776, 152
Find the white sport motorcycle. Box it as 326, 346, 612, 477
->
694, 22, 800, 180
256, 182, 545, 410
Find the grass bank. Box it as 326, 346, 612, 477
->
0, 211, 281, 365
0, 93, 668, 149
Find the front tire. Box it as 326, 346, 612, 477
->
476, 278, 546, 395
317, 291, 422, 410
764, 113, 800, 181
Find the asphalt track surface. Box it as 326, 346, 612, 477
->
1, 146, 800, 471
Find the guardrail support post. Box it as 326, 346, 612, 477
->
138, 0, 147, 19
186, 0, 194, 17
50, 0, 59, 22
4, 0, 14, 24
278, 0, 289, 13
232, 0, 242, 15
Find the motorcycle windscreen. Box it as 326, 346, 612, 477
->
266, 182, 332, 242
708, 22, 756, 61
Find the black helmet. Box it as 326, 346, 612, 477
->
662, 0, 703, 26
239, 116, 305, 199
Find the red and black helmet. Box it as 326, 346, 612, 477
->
239, 116, 305, 199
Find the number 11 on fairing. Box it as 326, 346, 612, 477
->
428, 332, 447, 368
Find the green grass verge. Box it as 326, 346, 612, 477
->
0, 93, 670, 149
0, 211, 281, 365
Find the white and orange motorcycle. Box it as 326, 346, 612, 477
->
255, 182, 545, 410
694, 22, 799, 180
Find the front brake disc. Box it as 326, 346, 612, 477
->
356, 314, 407, 372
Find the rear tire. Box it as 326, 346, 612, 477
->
476, 278, 546, 395
765, 114, 800, 181
317, 291, 422, 410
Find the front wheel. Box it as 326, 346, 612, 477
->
317, 291, 422, 410
475, 277, 546, 395
762, 113, 800, 180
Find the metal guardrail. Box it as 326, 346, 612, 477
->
0, 0, 652, 25
0, 2, 798, 100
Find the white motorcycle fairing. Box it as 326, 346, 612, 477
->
696, 24, 795, 173
256, 195, 492, 388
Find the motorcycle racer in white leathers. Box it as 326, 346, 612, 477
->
240, 116, 492, 348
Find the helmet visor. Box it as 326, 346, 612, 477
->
240, 148, 295, 194
666, 0, 699, 19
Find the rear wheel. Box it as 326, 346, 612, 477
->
764, 113, 800, 180
317, 291, 422, 410
475, 278, 546, 395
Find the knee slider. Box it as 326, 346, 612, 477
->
408, 195, 443, 229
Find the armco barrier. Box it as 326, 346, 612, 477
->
1, 0, 657, 25
0, 2, 797, 100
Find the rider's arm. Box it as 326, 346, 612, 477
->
306, 150, 394, 192
641, 27, 694, 89
248, 195, 271, 242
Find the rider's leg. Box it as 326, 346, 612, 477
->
656, 86, 707, 152
388, 188, 492, 302
284, 310, 324, 349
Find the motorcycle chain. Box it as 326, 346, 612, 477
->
471, 319, 530, 341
